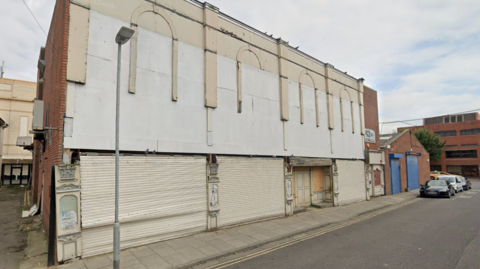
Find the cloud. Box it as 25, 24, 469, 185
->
2, 0, 479, 134
0, 0, 55, 81
208, 0, 480, 132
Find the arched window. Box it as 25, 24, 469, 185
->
298, 70, 319, 126
340, 88, 355, 133
236, 45, 263, 113
129, 5, 179, 100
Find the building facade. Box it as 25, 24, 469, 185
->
363, 86, 385, 197
381, 130, 430, 195
0, 78, 36, 186
0, 117, 8, 173
399, 113, 480, 178
34, 0, 370, 262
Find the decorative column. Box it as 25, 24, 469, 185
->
324, 64, 335, 130
332, 162, 339, 207
325, 64, 335, 154
278, 38, 289, 151
365, 164, 371, 201
207, 160, 220, 231
357, 78, 365, 135
284, 158, 293, 216
204, 3, 219, 147
55, 165, 82, 262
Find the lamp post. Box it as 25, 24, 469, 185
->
113, 26, 134, 269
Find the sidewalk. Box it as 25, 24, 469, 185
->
57, 191, 420, 269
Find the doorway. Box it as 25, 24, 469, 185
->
295, 170, 311, 207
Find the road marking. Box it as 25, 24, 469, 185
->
204, 199, 420, 269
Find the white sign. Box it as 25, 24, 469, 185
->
365, 129, 376, 143
286, 180, 293, 200
61, 211, 78, 230
209, 184, 219, 208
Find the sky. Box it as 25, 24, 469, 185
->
2, 0, 480, 133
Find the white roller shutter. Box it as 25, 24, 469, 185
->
217, 157, 284, 227
80, 156, 207, 257
337, 160, 366, 205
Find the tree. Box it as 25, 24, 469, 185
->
413, 128, 446, 162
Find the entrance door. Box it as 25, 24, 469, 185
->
295, 171, 311, 207
406, 155, 419, 190
324, 170, 332, 202
390, 159, 401, 194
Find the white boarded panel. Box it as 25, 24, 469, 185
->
217, 157, 284, 227
80, 156, 207, 257
337, 160, 366, 205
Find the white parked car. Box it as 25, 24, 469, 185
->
437, 176, 463, 193
456, 176, 469, 191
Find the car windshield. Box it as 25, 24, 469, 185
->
438, 176, 455, 183
426, 180, 447, 187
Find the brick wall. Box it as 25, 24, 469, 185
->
398, 119, 480, 175
363, 86, 380, 150
31, 0, 69, 236
384, 130, 430, 195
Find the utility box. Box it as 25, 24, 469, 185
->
32, 100, 44, 130
16, 136, 32, 146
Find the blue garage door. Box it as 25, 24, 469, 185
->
390, 159, 401, 195
406, 155, 419, 190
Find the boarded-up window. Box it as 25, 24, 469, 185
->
374, 169, 381, 186
19, 117, 28, 136
312, 167, 324, 192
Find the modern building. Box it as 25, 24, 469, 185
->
398, 113, 480, 178
0, 78, 36, 186
363, 86, 385, 197
380, 130, 430, 195
33, 0, 370, 262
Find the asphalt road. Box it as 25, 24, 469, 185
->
220, 181, 480, 269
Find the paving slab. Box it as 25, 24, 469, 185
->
82, 255, 112, 269
196, 245, 222, 257
137, 254, 171, 269
0, 187, 27, 269
57, 191, 419, 269
156, 251, 189, 267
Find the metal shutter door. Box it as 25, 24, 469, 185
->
80, 156, 207, 257
217, 157, 285, 227
390, 159, 401, 194
406, 155, 419, 190
337, 160, 366, 205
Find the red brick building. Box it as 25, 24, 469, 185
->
398, 113, 480, 179
31, 0, 69, 251
363, 86, 385, 197
380, 130, 430, 195
364, 86, 380, 150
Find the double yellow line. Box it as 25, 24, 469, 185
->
205, 200, 419, 269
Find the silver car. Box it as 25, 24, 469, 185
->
436, 176, 463, 193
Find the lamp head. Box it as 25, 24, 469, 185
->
115, 27, 134, 45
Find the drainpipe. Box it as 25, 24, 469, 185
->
365, 164, 371, 201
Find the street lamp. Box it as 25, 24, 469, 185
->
113, 26, 134, 269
